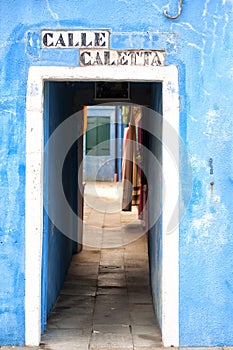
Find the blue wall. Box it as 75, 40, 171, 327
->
0, 0, 233, 346
147, 84, 163, 328
42, 82, 77, 331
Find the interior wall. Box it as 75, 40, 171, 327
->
42, 82, 78, 330
144, 83, 163, 327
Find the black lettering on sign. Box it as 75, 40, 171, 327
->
81, 33, 93, 47
119, 52, 129, 65
151, 52, 162, 66
144, 51, 151, 65
81, 33, 86, 46
104, 51, 110, 65
43, 32, 54, 47
94, 32, 106, 47
92, 51, 103, 65
68, 33, 73, 47
80, 51, 91, 65
79, 50, 165, 66
128, 52, 136, 65
41, 30, 110, 49
55, 34, 66, 47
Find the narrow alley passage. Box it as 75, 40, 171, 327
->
3, 181, 228, 350
41, 182, 162, 350
41, 241, 162, 349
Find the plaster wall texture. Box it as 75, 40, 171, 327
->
41, 81, 78, 332
0, 0, 233, 346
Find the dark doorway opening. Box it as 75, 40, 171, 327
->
42, 81, 163, 347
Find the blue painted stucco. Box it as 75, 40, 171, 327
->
147, 83, 163, 329
0, 0, 233, 346
42, 82, 78, 332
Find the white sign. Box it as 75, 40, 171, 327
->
79, 49, 165, 66
41, 30, 110, 48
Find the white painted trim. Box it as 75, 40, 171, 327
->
25, 65, 179, 346
162, 71, 179, 346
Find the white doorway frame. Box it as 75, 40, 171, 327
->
25, 65, 179, 346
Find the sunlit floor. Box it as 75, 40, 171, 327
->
41, 182, 162, 350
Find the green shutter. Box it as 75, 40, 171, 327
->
86, 116, 110, 156
86, 116, 98, 155
97, 117, 110, 156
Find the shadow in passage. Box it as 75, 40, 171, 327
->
42, 182, 162, 350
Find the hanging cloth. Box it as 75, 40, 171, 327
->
122, 107, 137, 211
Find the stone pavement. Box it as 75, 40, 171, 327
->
38, 182, 162, 349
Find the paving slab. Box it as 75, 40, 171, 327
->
95, 294, 129, 305
93, 307, 131, 325
47, 311, 93, 329
100, 252, 124, 266
63, 277, 98, 287
90, 325, 133, 350
55, 295, 95, 308
131, 325, 162, 347
71, 255, 100, 264
97, 286, 128, 295
41, 329, 91, 349
99, 265, 124, 272
130, 304, 157, 326
127, 285, 151, 294
60, 285, 97, 296
98, 272, 126, 288
43, 345, 88, 350
128, 292, 153, 305
42, 328, 90, 341
101, 240, 123, 249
